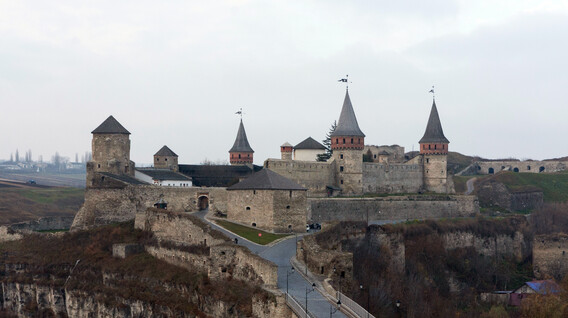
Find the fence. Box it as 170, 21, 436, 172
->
337, 291, 375, 318
285, 293, 317, 318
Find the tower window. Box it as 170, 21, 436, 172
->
426, 158, 429, 163
340, 180, 344, 184
156, 158, 159, 161
434, 145, 437, 149
239, 154, 241, 159
428, 145, 431, 150
442, 145, 445, 149
336, 138, 338, 144
289, 191, 292, 198
340, 166, 344, 172
248, 154, 250, 157
165, 158, 167, 161
246, 207, 251, 211
340, 154, 344, 159
343, 138, 346, 144
351, 138, 353, 143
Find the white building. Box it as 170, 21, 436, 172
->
293, 137, 326, 161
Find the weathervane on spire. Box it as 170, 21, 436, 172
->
429, 85, 435, 100
235, 108, 245, 119
338, 74, 351, 90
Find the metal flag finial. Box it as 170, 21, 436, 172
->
338, 74, 351, 90
235, 107, 244, 119
429, 85, 435, 100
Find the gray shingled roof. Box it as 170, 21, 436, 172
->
229, 119, 254, 153
136, 169, 191, 181
154, 145, 178, 157
99, 172, 146, 185
419, 100, 450, 144
294, 137, 325, 150
92, 116, 130, 134
331, 90, 365, 137
227, 169, 306, 191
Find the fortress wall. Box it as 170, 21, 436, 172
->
443, 231, 530, 262
72, 185, 228, 229
476, 160, 567, 174
362, 163, 423, 194
211, 245, 278, 287
308, 195, 478, 223
264, 159, 335, 195
135, 209, 228, 246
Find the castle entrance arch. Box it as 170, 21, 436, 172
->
488, 168, 494, 174
197, 195, 209, 211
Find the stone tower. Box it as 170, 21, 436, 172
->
87, 115, 134, 187
280, 142, 293, 160
419, 99, 450, 193
331, 90, 365, 195
154, 145, 179, 171
229, 119, 254, 165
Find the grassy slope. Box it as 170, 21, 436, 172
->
487, 171, 568, 202
0, 185, 84, 224
214, 219, 290, 245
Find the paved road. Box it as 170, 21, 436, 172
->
194, 210, 346, 318
466, 177, 477, 194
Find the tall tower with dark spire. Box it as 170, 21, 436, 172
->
331, 90, 365, 194
419, 99, 450, 193
229, 119, 254, 165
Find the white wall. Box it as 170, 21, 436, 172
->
294, 149, 325, 161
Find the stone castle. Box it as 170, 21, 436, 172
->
266, 89, 454, 196
72, 89, 468, 232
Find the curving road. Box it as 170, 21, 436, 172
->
466, 177, 477, 195
194, 210, 346, 318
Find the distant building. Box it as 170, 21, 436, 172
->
135, 168, 192, 187
293, 137, 326, 161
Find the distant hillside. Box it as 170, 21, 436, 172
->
0, 180, 83, 225
477, 171, 568, 203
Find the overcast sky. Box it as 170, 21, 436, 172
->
2, 0, 568, 165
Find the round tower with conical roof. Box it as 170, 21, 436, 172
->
229, 119, 254, 165
419, 99, 450, 193
87, 115, 134, 187
331, 90, 365, 195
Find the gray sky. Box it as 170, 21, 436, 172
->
2, 0, 568, 165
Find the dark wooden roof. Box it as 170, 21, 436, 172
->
92, 116, 130, 134
419, 100, 450, 144
294, 137, 325, 150
331, 90, 365, 137
227, 169, 306, 191
178, 164, 262, 187
229, 120, 254, 153
154, 145, 178, 157
136, 169, 191, 181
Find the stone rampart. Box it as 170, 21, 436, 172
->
475, 160, 567, 175
145, 245, 210, 272
72, 185, 227, 230
264, 158, 335, 196
135, 209, 229, 246
363, 163, 423, 193
308, 195, 479, 223
211, 244, 278, 287
533, 234, 568, 280
10, 216, 74, 232
443, 231, 530, 262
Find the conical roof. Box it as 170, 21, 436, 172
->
419, 100, 449, 144
229, 119, 254, 153
154, 145, 178, 157
330, 90, 365, 137
91, 115, 130, 134
227, 169, 306, 191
